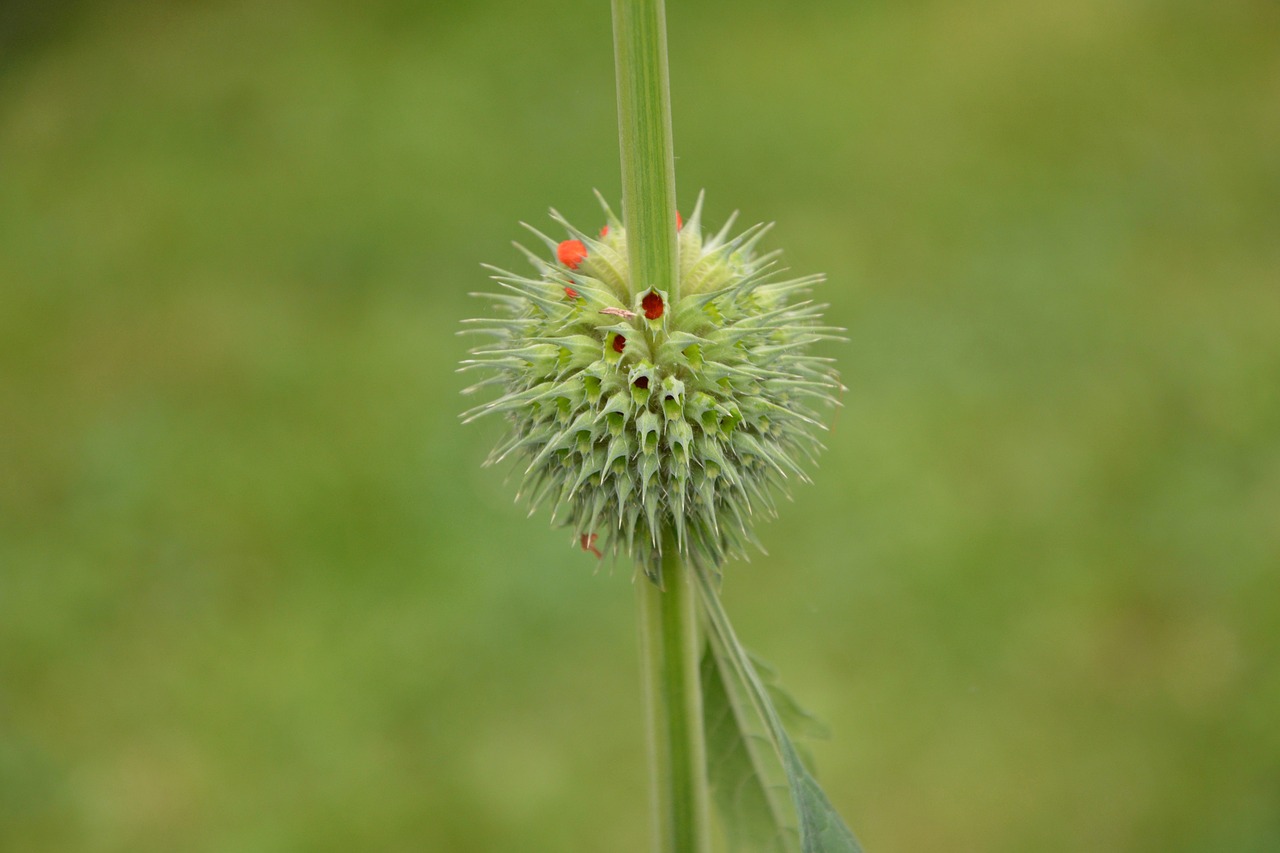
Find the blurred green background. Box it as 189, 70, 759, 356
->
2, 0, 1277, 850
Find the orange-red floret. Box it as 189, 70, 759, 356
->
557, 239, 588, 269
580, 533, 603, 558
641, 290, 664, 320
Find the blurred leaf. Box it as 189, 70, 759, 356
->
697, 568, 864, 853
702, 641, 800, 853
752, 650, 831, 750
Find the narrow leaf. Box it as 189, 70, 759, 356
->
752, 651, 830, 774
701, 643, 800, 852
695, 566, 865, 853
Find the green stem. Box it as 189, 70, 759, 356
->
612, 0, 680, 304
613, 2, 706, 849
638, 533, 712, 853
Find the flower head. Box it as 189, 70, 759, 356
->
461, 192, 843, 579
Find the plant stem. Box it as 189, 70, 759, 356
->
613, 2, 707, 849
638, 532, 712, 853
612, 0, 680, 304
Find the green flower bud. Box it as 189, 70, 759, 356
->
461, 193, 843, 579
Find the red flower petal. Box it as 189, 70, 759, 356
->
600, 224, 610, 237
612, 334, 626, 353
564, 286, 579, 299
557, 239, 587, 269
676, 211, 683, 230
641, 290, 664, 320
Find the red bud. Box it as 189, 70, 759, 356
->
557, 239, 587, 269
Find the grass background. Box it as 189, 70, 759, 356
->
2, 0, 1278, 850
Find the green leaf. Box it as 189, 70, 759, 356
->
695, 567, 865, 853
701, 642, 800, 853
752, 651, 831, 773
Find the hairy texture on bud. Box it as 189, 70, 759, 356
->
460, 192, 844, 580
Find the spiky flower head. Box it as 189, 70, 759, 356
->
461, 192, 842, 581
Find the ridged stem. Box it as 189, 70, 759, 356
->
614, 3, 705, 850
612, 0, 680, 304
637, 532, 712, 853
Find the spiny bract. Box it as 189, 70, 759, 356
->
460, 192, 843, 582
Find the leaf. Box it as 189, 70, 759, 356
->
701, 643, 837, 852
701, 642, 801, 852
696, 566, 865, 853
752, 651, 830, 774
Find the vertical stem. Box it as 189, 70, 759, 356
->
638, 532, 712, 853
612, 0, 680, 304
614, 2, 705, 849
